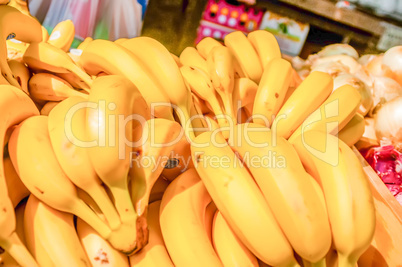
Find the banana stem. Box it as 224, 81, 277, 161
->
72, 199, 112, 240
87, 185, 121, 231
302, 258, 326, 267
108, 182, 137, 223
337, 253, 357, 267
3, 232, 39, 267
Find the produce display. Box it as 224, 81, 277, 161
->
0, 3, 400, 267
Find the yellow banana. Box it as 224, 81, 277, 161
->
191, 91, 211, 114
23, 42, 93, 88
204, 201, 217, 244
23, 195, 91, 267
196, 37, 222, 59
288, 84, 361, 143
28, 72, 88, 102
3, 156, 29, 208
338, 113, 365, 147
229, 123, 331, 263
247, 30, 281, 69
292, 131, 376, 267
77, 37, 93, 51
86, 75, 150, 254
8, 115, 114, 249
272, 71, 333, 139
212, 210, 259, 267
7, 0, 29, 15
79, 39, 174, 120
121, 37, 195, 139
47, 20, 75, 52
191, 131, 298, 266
129, 201, 174, 267
8, 59, 30, 94
224, 31, 263, 83
130, 118, 190, 217
48, 96, 121, 230
232, 77, 258, 119
0, 5, 42, 88
77, 219, 130, 267
0, 84, 38, 267
160, 168, 222, 267
55, 72, 91, 90
179, 46, 208, 73
41, 26, 49, 42
170, 52, 182, 68
114, 38, 129, 44
40, 101, 59, 115
252, 58, 292, 126
149, 177, 170, 203
207, 46, 236, 122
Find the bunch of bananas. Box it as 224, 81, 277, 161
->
0, 3, 377, 267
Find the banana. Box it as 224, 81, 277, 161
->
24, 195, 91, 267
41, 26, 49, 42
232, 77, 258, 118
291, 131, 376, 267
48, 96, 121, 231
252, 58, 293, 126
179, 46, 208, 73
3, 156, 29, 208
272, 71, 333, 139
129, 201, 174, 267
338, 113, 365, 147
160, 168, 222, 267
170, 52, 182, 68
247, 30, 281, 69
47, 20, 75, 52
28, 73, 88, 102
114, 38, 129, 44
79, 39, 174, 120
23, 42, 93, 88
229, 123, 331, 263
212, 210, 259, 267
6, 39, 28, 60
207, 46, 236, 122
130, 118, 190, 218
121, 37, 195, 139
224, 31, 263, 83
0, 5, 42, 88
77, 219, 130, 267
86, 75, 150, 254
191, 130, 298, 266
288, 84, 361, 143
55, 72, 91, 90
196, 37, 222, 59
40, 101, 59, 115
0, 84, 38, 267
8, 115, 114, 250
148, 177, 170, 203
77, 37, 93, 51
204, 201, 217, 244
8, 59, 30, 94
7, 0, 29, 15
191, 91, 211, 114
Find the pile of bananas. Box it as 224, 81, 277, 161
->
0, 4, 377, 267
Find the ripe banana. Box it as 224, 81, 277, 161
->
229, 123, 331, 263
207, 46, 236, 122
48, 96, 121, 230
79, 39, 174, 120
8, 59, 30, 94
224, 31, 263, 83
196, 37, 222, 59
212, 210, 259, 267
204, 201, 217, 244
23, 195, 91, 267
252, 58, 293, 126
3, 156, 29, 208
160, 168, 222, 267
130, 118, 190, 217
170, 52, 182, 68
232, 77, 258, 118
292, 131, 376, 267
338, 113, 365, 147
114, 38, 129, 44
8, 115, 114, 249
40, 101, 59, 115
0, 84, 39, 267
86, 75, 150, 254
247, 30, 281, 69
129, 201, 174, 267
77, 219, 130, 267
148, 177, 170, 203
191, 91, 211, 114
77, 37, 93, 51
23, 42, 93, 88
41, 26, 49, 42
55, 72, 91, 90
47, 19, 75, 52
0, 5, 42, 88
191, 131, 297, 266
272, 71, 333, 139
121, 37, 195, 139
28, 72, 88, 102
179, 46, 208, 73
288, 84, 361, 143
